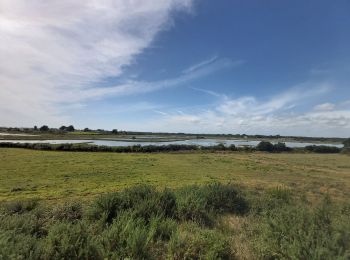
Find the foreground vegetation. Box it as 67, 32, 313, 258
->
1, 148, 349, 258
0, 183, 349, 259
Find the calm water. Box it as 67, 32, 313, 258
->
0, 139, 343, 148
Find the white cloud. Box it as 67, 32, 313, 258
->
314, 103, 335, 111
183, 56, 219, 74
0, 0, 193, 126
149, 82, 350, 137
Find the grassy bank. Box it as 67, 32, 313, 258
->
1, 148, 350, 202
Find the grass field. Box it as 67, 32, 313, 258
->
1, 148, 350, 202
1, 148, 350, 259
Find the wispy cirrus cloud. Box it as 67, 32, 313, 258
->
0, 0, 194, 126
66, 57, 238, 101
183, 56, 219, 74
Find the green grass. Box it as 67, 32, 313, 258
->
1, 148, 350, 202
1, 148, 349, 259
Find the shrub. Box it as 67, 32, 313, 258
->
254, 198, 350, 259
1, 199, 39, 215
51, 202, 83, 221
343, 138, 350, 148
251, 187, 292, 214
0, 213, 46, 237
176, 183, 248, 224
256, 141, 275, 152
87, 193, 123, 224
202, 182, 248, 215
305, 145, 341, 153
148, 216, 177, 241
43, 221, 101, 260
256, 141, 291, 152
0, 231, 42, 260
88, 185, 177, 223
167, 222, 233, 259
175, 186, 211, 225
99, 212, 151, 259
273, 142, 291, 152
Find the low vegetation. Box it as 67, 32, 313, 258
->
0, 184, 349, 259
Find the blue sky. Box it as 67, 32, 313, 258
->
1, 0, 350, 136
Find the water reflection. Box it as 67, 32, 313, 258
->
0, 139, 343, 148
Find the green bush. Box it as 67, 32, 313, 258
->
0, 231, 42, 260
99, 212, 152, 259
0, 212, 45, 259
254, 198, 350, 259
43, 221, 101, 260
167, 222, 233, 259
256, 141, 275, 152
176, 186, 212, 225
0, 213, 46, 237
202, 182, 248, 214
87, 193, 123, 224
1, 199, 39, 215
176, 183, 248, 225
51, 202, 83, 221
305, 145, 341, 153
88, 185, 177, 224
148, 216, 177, 241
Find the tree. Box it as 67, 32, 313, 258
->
39, 125, 49, 131
343, 138, 350, 148
33, 126, 38, 131
256, 141, 274, 152
59, 126, 66, 131
273, 142, 289, 152
83, 128, 90, 132
66, 125, 75, 132
112, 129, 118, 134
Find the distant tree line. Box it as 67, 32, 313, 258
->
1, 126, 347, 144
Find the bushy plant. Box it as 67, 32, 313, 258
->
167, 222, 233, 259
175, 186, 212, 225
2, 199, 39, 215
202, 182, 248, 214
254, 197, 350, 259
88, 185, 177, 224
256, 141, 275, 152
305, 145, 341, 153
148, 216, 177, 241
176, 183, 248, 224
50, 202, 83, 221
0, 213, 45, 237
0, 231, 42, 260
99, 212, 152, 259
43, 221, 101, 260
87, 193, 123, 223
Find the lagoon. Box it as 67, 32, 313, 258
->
0, 138, 343, 148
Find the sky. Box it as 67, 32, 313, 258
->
1, 0, 350, 137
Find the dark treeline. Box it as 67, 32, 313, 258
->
1, 126, 347, 143
0, 141, 345, 154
